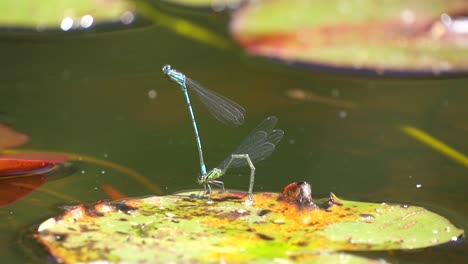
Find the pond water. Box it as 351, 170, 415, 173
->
0, 6, 467, 264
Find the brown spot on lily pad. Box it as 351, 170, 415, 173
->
256, 233, 275, 241
258, 209, 272, 216
217, 209, 251, 221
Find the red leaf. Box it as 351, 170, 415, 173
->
0, 159, 55, 176
0, 174, 48, 208
1, 153, 68, 164
0, 123, 29, 149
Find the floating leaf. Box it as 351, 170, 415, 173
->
0, 152, 69, 165
0, 174, 48, 208
35, 185, 463, 263
0, 159, 56, 176
0, 123, 29, 149
0, 0, 135, 31
230, 0, 468, 74
0, 159, 74, 207
2, 149, 161, 194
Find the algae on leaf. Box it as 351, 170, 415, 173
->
35, 183, 463, 263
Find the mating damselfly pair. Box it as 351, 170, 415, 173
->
162, 65, 283, 203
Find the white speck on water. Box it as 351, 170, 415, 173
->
148, 89, 157, 99
416, 184, 422, 188
101, 170, 106, 174
103, 153, 109, 158
339, 110, 348, 118
81, 170, 86, 174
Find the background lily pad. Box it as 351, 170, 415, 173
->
230, 0, 468, 74
0, 0, 135, 31
35, 190, 463, 263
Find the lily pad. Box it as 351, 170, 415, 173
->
35, 183, 463, 263
0, 0, 135, 31
0, 155, 72, 207
0, 159, 56, 176
230, 0, 468, 74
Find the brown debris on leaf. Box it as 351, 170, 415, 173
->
279, 181, 319, 209
328, 192, 343, 207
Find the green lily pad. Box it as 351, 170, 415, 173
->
0, 0, 135, 31
35, 183, 463, 263
230, 0, 468, 74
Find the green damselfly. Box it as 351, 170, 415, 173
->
198, 116, 284, 204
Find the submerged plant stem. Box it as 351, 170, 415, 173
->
401, 125, 468, 167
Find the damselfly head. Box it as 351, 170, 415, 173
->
162, 65, 172, 74
197, 174, 206, 184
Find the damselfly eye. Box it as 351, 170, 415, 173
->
162, 65, 172, 73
